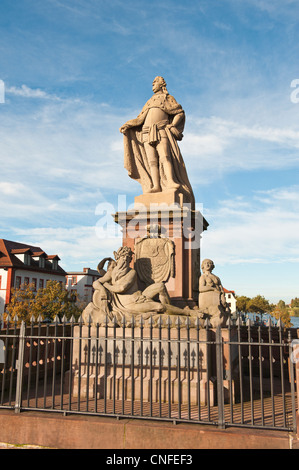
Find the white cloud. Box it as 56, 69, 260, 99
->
201, 185, 299, 265
0, 182, 26, 196
6, 85, 61, 101
13, 225, 122, 271
182, 116, 299, 185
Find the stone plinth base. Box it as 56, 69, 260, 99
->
66, 326, 238, 407
134, 189, 184, 209
69, 368, 214, 407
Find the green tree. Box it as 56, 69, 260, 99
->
246, 295, 272, 314
5, 282, 36, 323
291, 298, 299, 308
31, 280, 81, 321
292, 307, 299, 317
277, 299, 286, 310
271, 305, 293, 328
5, 280, 81, 324
236, 295, 251, 312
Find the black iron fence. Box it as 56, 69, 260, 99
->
0, 314, 297, 432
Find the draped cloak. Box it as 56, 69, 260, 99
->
123, 93, 195, 209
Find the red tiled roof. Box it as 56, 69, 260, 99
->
0, 239, 65, 274
32, 251, 47, 257
47, 255, 60, 260
11, 247, 33, 254
223, 288, 235, 294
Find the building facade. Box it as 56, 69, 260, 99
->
0, 239, 67, 318
65, 268, 100, 305
224, 288, 237, 314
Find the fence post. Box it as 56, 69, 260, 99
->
15, 321, 26, 414
216, 325, 225, 429
288, 330, 297, 434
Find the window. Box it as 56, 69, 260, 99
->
71, 276, 77, 285
15, 276, 21, 289
84, 288, 89, 301
24, 253, 31, 266
39, 258, 45, 268
32, 278, 37, 291
52, 260, 58, 270
228, 293, 231, 299
39, 279, 44, 289
24, 277, 30, 286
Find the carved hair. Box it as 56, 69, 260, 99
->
154, 76, 169, 95
113, 246, 133, 261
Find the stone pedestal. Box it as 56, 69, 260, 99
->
134, 189, 184, 210
66, 326, 238, 408
113, 205, 208, 309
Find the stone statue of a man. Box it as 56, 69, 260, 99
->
120, 76, 194, 208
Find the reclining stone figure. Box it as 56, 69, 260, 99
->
82, 246, 197, 326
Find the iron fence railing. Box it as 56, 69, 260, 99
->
0, 314, 297, 432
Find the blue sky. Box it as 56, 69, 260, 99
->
0, 0, 299, 303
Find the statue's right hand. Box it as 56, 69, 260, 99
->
119, 124, 129, 134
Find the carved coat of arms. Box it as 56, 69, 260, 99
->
134, 235, 175, 286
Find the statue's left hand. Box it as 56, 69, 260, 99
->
166, 125, 182, 140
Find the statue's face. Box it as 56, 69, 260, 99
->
126, 253, 132, 264
152, 77, 163, 93
203, 259, 214, 272
121, 251, 133, 265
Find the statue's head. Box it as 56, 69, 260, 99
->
201, 259, 215, 272
113, 246, 133, 263
152, 76, 168, 94
146, 223, 161, 238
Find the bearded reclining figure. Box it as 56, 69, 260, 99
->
82, 246, 200, 326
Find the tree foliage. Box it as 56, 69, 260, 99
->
5, 282, 36, 323
236, 295, 251, 312
291, 297, 299, 308
271, 305, 293, 328
277, 299, 286, 310
246, 295, 273, 314
233, 292, 299, 324
292, 307, 299, 317
236, 295, 273, 313
5, 280, 81, 324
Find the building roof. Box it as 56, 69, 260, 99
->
46, 255, 61, 261
32, 251, 47, 258
223, 288, 235, 294
11, 247, 33, 254
66, 268, 99, 276
0, 239, 66, 275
